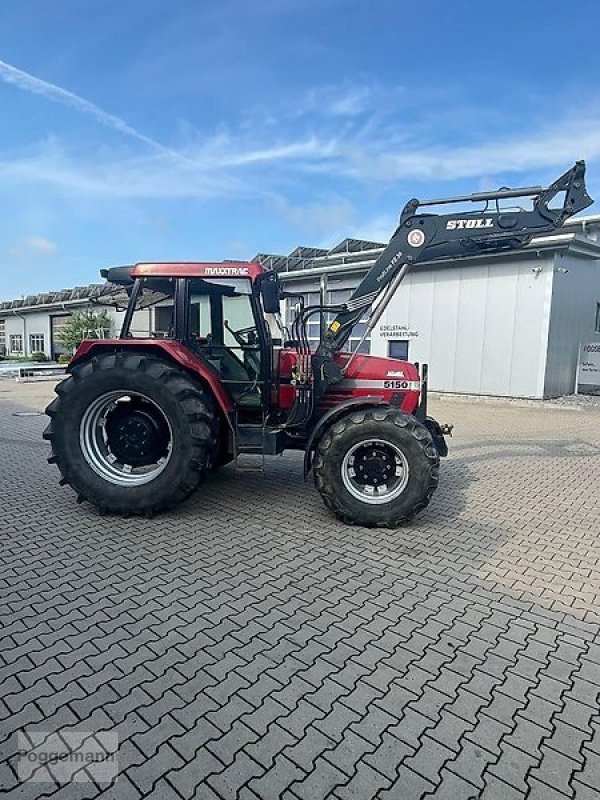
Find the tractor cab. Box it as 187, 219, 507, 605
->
101, 262, 280, 421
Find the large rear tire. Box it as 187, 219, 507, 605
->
44, 352, 218, 515
313, 408, 439, 528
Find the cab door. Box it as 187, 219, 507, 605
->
184, 278, 267, 413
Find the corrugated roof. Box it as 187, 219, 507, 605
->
288, 246, 329, 259
252, 237, 387, 273
328, 238, 385, 254
0, 282, 123, 313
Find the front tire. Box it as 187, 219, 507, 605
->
44, 352, 218, 515
313, 408, 439, 528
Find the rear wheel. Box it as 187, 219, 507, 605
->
44, 352, 218, 514
313, 408, 439, 527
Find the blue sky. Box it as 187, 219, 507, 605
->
1, 0, 599, 300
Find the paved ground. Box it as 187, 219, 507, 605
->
1, 380, 600, 799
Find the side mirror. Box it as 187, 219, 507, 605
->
260, 271, 281, 314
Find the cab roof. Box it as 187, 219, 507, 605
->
101, 261, 265, 285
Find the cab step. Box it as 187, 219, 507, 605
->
235, 424, 285, 456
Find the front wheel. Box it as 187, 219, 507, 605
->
313, 408, 439, 528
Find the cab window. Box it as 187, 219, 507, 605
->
125, 278, 176, 338
186, 278, 263, 407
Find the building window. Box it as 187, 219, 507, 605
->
0, 319, 5, 354
595, 302, 600, 333
9, 334, 23, 354
388, 340, 409, 360
29, 333, 45, 353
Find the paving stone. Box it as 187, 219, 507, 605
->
248, 754, 304, 798
503, 716, 546, 758
321, 729, 373, 777
445, 739, 497, 790
423, 769, 480, 799
554, 698, 597, 733
480, 773, 524, 800
95, 775, 143, 799
480, 692, 524, 728
526, 776, 575, 800
243, 697, 289, 736
388, 708, 432, 749
405, 735, 455, 785
166, 746, 225, 797
206, 720, 259, 766
132, 714, 185, 758
334, 761, 391, 799
362, 731, 415, 781
291, 756, 348, 800
312, 701, 359, 741
284, 726, 336, 772
572, 747, 600, 794
141, 777, 184, 799
487, 741, 540, 793
206, 694, 254, 734
515, 694, 561, 733
571, 779, 600, 800
447, 687, 488, 725
245, 722, 296, 769
378, 764, 435, 799
207, 751, 264, 799
125, 741, 184, 794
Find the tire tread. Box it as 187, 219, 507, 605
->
44, 353, 218, 515
313, 408, 439, 528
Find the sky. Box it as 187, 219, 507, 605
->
1, 0, 600, 300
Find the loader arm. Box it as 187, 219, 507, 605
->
310, 160, 592, 398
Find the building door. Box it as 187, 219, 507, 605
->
388, 340, 409, 360
50, 314, 71, 360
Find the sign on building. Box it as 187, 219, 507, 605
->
576, 342, 600, 395
379, 323, 419, 339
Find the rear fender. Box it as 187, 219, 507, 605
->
304, 396, 388, 477
70, 339, 234, 418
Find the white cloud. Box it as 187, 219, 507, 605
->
0, 59, 599, 208
0, 59, 173, 155
10, 236, 59, 258
351, 214, 396, 246
272, 195, 357, 237
2, 112, 599, 205
291, 81, 403, 119
341, 123, 600, 183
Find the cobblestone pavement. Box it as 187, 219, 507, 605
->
1, 386, 600, 800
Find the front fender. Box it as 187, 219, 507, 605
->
304, 396, 388, 478
423, 416, 449, 457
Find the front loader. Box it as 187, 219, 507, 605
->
44, 162, 592, 526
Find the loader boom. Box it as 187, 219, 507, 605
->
310, 160, 592, 397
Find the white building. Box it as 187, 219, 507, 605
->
260, 216, 600, 399
2, 215, 600, 398
0, 284, 128, 362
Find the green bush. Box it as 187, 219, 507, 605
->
30, 351, 48, 362
57, 310, 112, 351
57, 353, 71, 365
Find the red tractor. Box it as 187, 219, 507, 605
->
44, 163, 591, 526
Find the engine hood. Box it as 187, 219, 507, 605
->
334, 351, 421, 386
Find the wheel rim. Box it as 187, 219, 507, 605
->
80, 391, 172, 486
341, 438, 410, 505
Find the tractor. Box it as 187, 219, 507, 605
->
44, 162, 592, 526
